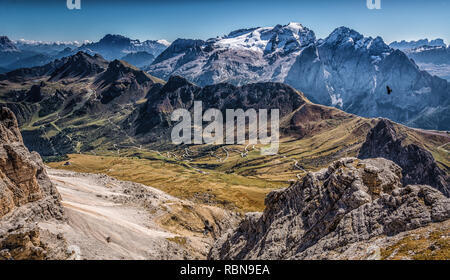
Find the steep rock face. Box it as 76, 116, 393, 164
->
209, 157, 450, 260
0, 107, 67, 260
0, 107, 43, 216
358, 119, 449, 197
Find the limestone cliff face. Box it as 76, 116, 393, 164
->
209, 157, 450, 260
0, 107, 67, 260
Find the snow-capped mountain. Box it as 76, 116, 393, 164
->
148, 23, 316, 86
0, 36, 19, 52
78, 34, 169, 60
147, 23, 450, 130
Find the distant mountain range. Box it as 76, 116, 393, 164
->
389, 39, 450, 82
389, 38, 446, 50
146, 23, 450, 130
1, 25, 449, 130
0, 51, 447, 194
0, 34, 168, 73
78, 34, 169, 60
13, 39, 82, 54
1, 28, 449, 261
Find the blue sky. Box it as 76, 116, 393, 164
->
0, 0, 449, 44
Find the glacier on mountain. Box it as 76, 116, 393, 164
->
147, 23, 450, 130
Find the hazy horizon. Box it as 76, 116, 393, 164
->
1, 0, 449, 45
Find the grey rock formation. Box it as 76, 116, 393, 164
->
209, 157, 450, 260
358, 118, 450, 197
0, 107, 68, 260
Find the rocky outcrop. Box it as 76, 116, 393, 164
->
358, 118, 450, 197
49, 51, 108, 81
95, 59, 155, 104
0, 107, 68, 260
209, 157, 450, 260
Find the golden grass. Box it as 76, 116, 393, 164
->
47, 116, 449, 214
48, 153, 283, 212
166, 236, 187, 246
380, 221, 450, 260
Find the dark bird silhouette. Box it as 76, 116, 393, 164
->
386, 86, 393, 95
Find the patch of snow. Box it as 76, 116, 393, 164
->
330, 93, 343, 107
414, 87, 432, 94
157, 39, 171, 46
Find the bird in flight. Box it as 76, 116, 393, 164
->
386, 86, 393, 95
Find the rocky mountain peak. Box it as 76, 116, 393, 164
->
358, 118, 450, 196
322, 27, 390, 54
162, 75, 196, 93
49, 51, 108, 81
217, 23, 316, 54
0, 36, 19, 52
147, 25, 450, 131
98, 34, 132, 46
95, 59, 156, 104
324, 26, 364, 45
152, 39, 205, 65
98, 59, 152, 85
209, 157, 450, 260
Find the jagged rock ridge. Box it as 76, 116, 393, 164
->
358, 118, 450, 197
209, 157, 450, 260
